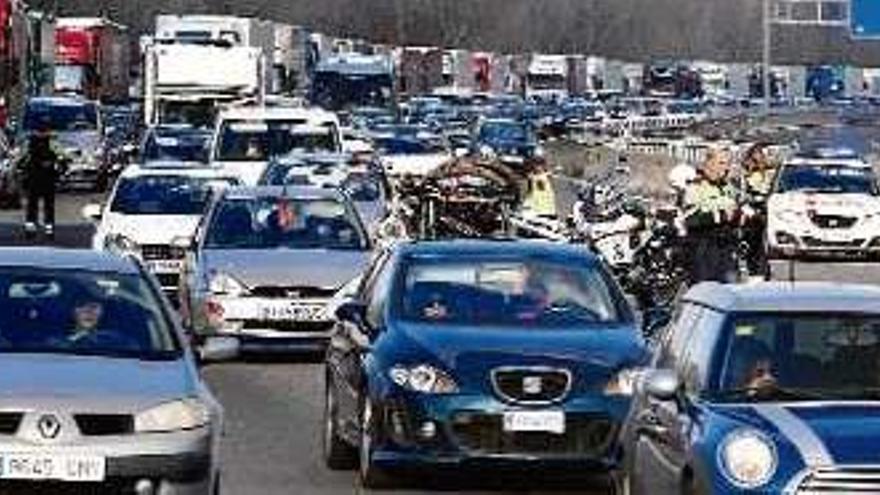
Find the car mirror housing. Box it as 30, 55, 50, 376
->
335, 301, 367, 324
199, 336, 240, 363
644, 369, 681, 401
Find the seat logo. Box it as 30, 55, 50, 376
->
37, 414, 61, 439
522, 376, 543, 395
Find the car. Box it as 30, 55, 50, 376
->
620, 281, 880, 494
0, 247, 235, 493
140, 125, 214, 165
765, 150, 880, 259
179, 186, 373, 352
324, 240, 649, 487
373, 132, 451, 178
22, 96, 108, 191
210, 106, 342, 185
84, 163, 240, 298
471, 118, 543, 167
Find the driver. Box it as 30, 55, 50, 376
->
68, 301, 104, 343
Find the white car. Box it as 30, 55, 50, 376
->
766, 154, 880, 258
84, 162, 239, 296
210, 105, 342, 185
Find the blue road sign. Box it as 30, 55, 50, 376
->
852, 0, 880, 38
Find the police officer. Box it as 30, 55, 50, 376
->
740, 143, 774, 275
683, 147, 738, 283
23, 123, 60, 238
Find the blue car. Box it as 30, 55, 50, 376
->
621, 281, 880, 494
324, 240, 649, 488
471, 118, 543, 166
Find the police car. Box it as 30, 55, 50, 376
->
766, 149, 880, 259
83, 162, 239, 297
620, 282, 880, 494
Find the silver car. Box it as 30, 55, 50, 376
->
179, 186, 373, 352
0, 248, 235, 494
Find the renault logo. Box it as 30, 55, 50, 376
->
37, 414, 61, 439
522, 376, 543, 395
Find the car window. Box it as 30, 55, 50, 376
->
365, 256, 395, 328
216, 120, 339, 161
0, 267, 179, 359
680, 308, 725, 394
397, 257, 626, 327
110, 175, 237, 215
657, 303, 703, 370
775, 164, 877, 195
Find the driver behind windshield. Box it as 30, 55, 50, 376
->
68, 301, 105, 343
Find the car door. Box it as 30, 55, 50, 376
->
328, 250, 392, 436
632, 303, 702, 493
178, 199, 213, 326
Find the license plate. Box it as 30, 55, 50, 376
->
822, 230, 852, 243
145, 259, 182, 273
502, 410, 565, 434
0, 454, 105, 482
259, 302, 324, 322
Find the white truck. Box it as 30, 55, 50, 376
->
143, 15, 274, 127
526, 54, 569, 101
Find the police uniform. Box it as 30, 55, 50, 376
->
23, 131, 61, 235
683, 176, 738, 283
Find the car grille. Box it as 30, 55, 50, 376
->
140, 244, 184, 261
801, 237, 864, 248
797, 466, 880, 493
491, 368, 571, 404
74, 414, 134, 436
0, 412, 23, 434
249, 286, 337, 299
810, 214, 858, 229
451, 412, 617, 456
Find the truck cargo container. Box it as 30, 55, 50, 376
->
55, 17, 130, 103
399, 46, 444, 97
309, 53, 395, 111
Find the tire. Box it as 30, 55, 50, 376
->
323, 375, 357, 470
358, 397, 393, 489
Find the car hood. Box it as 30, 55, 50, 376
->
382, 153, 450, 177
203, 248, 370, 291
710, 402, 880, 466
769, 192, 880, 215
385, 321, 647, 393
0, 353, 194, 412
101, 213, 201, 245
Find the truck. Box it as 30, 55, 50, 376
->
54, 17, 130, 103
272, 23, 308, 95
308, 53, 395, 111
398, 46, 444, 97
143, 15, 273, 127
526, 54, 568, 101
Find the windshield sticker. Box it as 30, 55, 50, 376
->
735, 325, 756, 336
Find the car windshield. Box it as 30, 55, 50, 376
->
711, 313, 880, 402
216, 120, 339, 161
342, 172, 383, 202
480, 122, 529, 142
204, 196, 366, 250
24, 102, 99, 132
111, 175, 236, 215
0, 267, 179, 359
375, 136, 444, 155
776, 164, 878, 195
142, 130, 212, 163
398, 258, 625, 327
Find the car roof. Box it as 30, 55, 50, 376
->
0, 248, 138, 274
27, 96, 95, 107
220, 185, 345, 201
120, 163, 233, 178
783, 157, 870, 168
217, 106, 338, 123
683, 281, 880, 314
397, 239, 600, 262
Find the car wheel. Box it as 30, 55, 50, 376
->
358, 397, 392, 489
323, 375, 356, 470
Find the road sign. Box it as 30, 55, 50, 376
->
852, 0, 880, 38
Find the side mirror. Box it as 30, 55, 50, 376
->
642, 307, 672, 338
81, 203, 103, 222
335, 300, 367, 324
199, 336, 239, 363
644, 369, 681, 401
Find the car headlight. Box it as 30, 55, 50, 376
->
135, 398, 211, 433
208, 271, 249, 296
719, 429, 777, 489
389, 364, 458, 394
603, 368, 644, 396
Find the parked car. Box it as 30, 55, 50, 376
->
324, 240, 649, 487
179, 186, 373, 352
621, 281, 880, 494
0, 247, 235, 493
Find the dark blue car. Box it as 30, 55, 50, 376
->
472, 118, 542, 165
621, 282, 880, 494
324, 240, 649, 488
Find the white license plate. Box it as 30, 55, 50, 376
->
145, 259, 182, 273
0, 454, 105, 482
821, 230, 853, 243
502, 410, 565, 434
259, 302, 324, 322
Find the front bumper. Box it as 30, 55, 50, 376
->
368, 391, 629, 471
767, 226, 880, 258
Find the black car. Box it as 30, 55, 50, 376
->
324, 240, 650, 488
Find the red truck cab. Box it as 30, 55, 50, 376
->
55, 18, 130, 103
